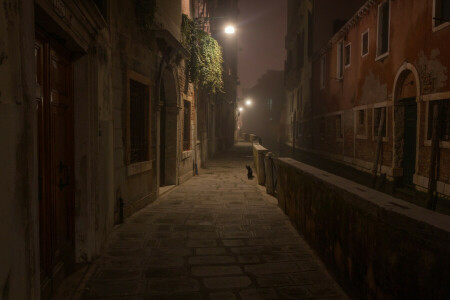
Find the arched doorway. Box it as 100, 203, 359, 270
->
159, 68, 179, 187
393, 63, 421, 186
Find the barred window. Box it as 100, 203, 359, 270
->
427, 100, 450, 141
357, 109, 367, 136
337, 41, 343, 78
183, 100, 191, 151
362, 30, 369, 56
128, 76, 150, 164
344, 43, 351, 67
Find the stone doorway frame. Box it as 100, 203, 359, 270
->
158, 67, 180, 188
391, 62, 422, 183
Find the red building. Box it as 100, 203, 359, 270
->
304, 0, 450, 196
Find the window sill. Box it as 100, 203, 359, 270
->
182, 150, 192, 160
433, 22, 450, 33
424, 140, 450, 149
127, 160, 153, 177
372, 136, 389, 142
356, 134, 368, 140
375, 52, 389, 62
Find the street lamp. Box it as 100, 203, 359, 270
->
224, 25, 236, 34
238, 107, 244, 112
245, 99, 252, 107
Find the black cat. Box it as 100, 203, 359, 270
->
246, 165, 254, 179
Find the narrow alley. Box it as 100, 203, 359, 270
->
1, 0, 450, 299
82, 143, 346, 299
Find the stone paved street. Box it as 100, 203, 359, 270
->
84, 143, 348, 299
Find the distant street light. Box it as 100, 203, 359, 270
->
238, 107, 244, 112
245, 99, 252, 106
225, 25, 236, 34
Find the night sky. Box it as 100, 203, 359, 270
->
237, 0, 287, 95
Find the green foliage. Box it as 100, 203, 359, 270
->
182, 14, 224, 94
135, 0, 157, 31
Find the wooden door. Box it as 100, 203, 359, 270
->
36, 32, 74, 296
402, 99, 417, 186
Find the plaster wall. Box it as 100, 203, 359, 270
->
0, 1, 39, 298
110, 0, 159, 219
155, 0, 182, 42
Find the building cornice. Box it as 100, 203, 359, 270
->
314, 0, 377, 60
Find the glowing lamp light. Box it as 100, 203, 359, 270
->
245, 99, 252, 106
225, 25, 236, 34
238, 107, 244, 112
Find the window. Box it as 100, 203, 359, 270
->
344, 43, 351, 67
427, 100, 450, 141
434, 0, 450, 28
362, 30, 369, 56
373, 107, 387, 138
377, 1, 390, 58
356, 109, 367, 137
358, 110, 365, 126
337, 41, 343, 78
183, 100, 191, 151
320, 56, 326, 89
128, 73, 151, 164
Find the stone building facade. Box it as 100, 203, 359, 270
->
283, 0, 367, 150
284, 0, 450, 196
0, 0, 236, 298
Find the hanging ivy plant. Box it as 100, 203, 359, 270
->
182, 14, 224, 94
135, 0, 157, 31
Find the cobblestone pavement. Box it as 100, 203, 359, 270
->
84, 142, 348, 300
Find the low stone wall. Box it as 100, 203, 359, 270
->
264, 152, 276, 195
252, 143, 268, 185
275, 157, 450, 299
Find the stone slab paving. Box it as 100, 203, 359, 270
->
84, 142, 348, 300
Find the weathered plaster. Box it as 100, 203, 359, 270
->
416, 49, 448, 94
360, 71, 388, 105
0, 0, 39, 298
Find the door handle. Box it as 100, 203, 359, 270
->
59, 161, 70, 190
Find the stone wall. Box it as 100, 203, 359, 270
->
275, 157, 450, 299
252, 143, 268, 185
111, 0, 159, 220
0, 1, 39, 297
